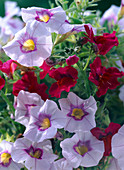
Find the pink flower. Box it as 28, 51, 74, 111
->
13, 71, 49, 101
0, 59, 17, 78
66, 55, 79, 66
49, 66, 78, 98
83, 25, 119, 55
89, 57, 124, 97
0, 76, 5, 91
91, 122, 121, 156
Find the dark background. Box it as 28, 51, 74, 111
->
0, 0, 121, 17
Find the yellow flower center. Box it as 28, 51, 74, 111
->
75, 145, 88, 156
71, 108, 84, 119
29, 150, 42, 159
22, 39, 35, 52
1, 153, 11, 165
40, 14, 50, 22
40, 118, 50, 130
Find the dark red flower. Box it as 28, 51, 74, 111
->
39, 60, 52, 79
0, 59, 17, 78
83, 25, 119, 55
91, 122, 121, 156
66, 55, 79, 66
49, 66, 78, 98
13, 71, 48, 101
0, 76, 5, 91
89, 57, 124, 97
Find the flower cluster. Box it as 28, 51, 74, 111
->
0, 0, 124, 170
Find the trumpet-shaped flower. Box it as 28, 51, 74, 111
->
119, 85, 124, 104
91, 122, 121, 156
89, 57, 124, 97
5, 1, 21, 17
24, 99, 66, 142
51, 158, 73, 170
66, 55, 79, 66
15, 90, 44, 126
21, 6, 73, 34
59, 92, 97, 133
49, 66, 78, 98
112, 125, 124, 170
100, 5, 120, 26
13, 71, 49, 101
83, 25, 119, 55
0, 76, 5, 91
11, 138, 58, 170
3, 21, 53, 67
0, 59, 17, 78
60, 131, 104, 168
107, 158, 121, 170
0, 140, 23, 170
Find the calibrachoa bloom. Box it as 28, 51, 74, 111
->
107, 158, 121, 170
60, 131, 104, 168
24, 99, 66, 142
66, 55, 79, 66
0, 76, 5, 91
59, 92, 97, 133
100, 5, 120, 26
15, 90, 44, 126
39, 60, 53, 79
0, 140, 23, 170
119, 85, 124, 104
49, 66, 78, 98
89, 57, 124, 97
21, 6, 73, 34
51, 158, 73, 170
112, 125, 124, 170
83, 25, 119, 55
11, 138, 58, 170
3, 21, 52, 67
0, 59, 17, 78
13, 71, 49, 101
91, 122, 121, 156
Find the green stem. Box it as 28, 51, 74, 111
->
83, 55, 90, 71
0, 90, 15, 114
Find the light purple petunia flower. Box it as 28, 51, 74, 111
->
21, 6, 73, 34
119, 85, 124, 104
11, 137, 58, 170
3, 21, 53, 67
100, 5, 120, 26
59, 92, 97, 133
112, 125, 124, 170
23, 99, 66, 142
15, 90, 44, 126
5, 1, 21, 17
107, 158, 121, 170
50, 158, 73, 170
0, 140, 23, 170
60, 131, 104, 168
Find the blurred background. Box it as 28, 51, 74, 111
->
0, 0, 121, 17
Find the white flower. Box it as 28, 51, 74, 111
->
21, 6, 73, 34
60, 131, 104, 168
59, 92, 97, 133
15, 90, 44, 126
11, 138, 58, 170
3, 21, 53, 67
0, 140, 23, 170
24, 99, 66, 142
112, 125, 124, 170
